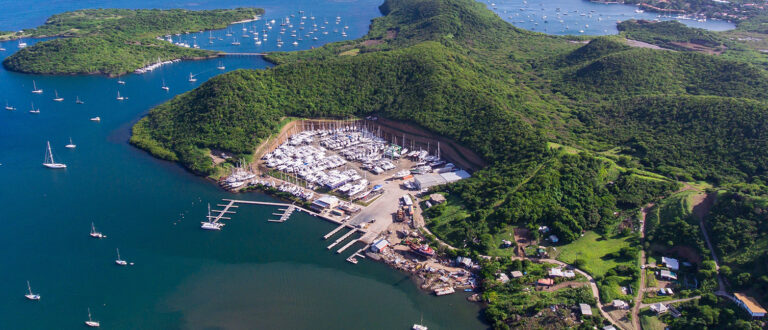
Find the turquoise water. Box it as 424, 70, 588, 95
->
0, 0, 739, 329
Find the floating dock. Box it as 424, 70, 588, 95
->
337, 238, 360, 254
209, 200, 238, 223
268, 205, 295, 223
323, 223, 347, 239
327, 228, 358, 250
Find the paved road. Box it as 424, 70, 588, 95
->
632, 203, 654, 330
640, 296, 701, 309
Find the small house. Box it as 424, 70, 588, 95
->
612, 300, 629, 310
661, 256, 680, 271
650, 303, 669, 314
537, 278, 554, 286
497, 273, 510, 284
429, 194, 446, 205
455, 256, 474, 268
734, 293, 767, 318
563, 270, 576, 278
501, 240, 513, 248
510, 271, 523, 278
603, 326, 617, 330
579, 303, 593, 316
548, 268, 563, 278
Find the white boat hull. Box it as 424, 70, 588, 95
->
43, 163, 67, 169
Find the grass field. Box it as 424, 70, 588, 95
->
424, 195, 471, 248
639, 309, 666, 330
556, 231, 635, 277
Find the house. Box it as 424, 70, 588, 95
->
563, 270, 576, 278
549, 235, 559, 243
455, 256, 474, 268
497, 273, 510, 284
734, 293, 767, 318
548, 268, 563, 277
370, 239, 389, 253
603, 326, 617, 330
579, 303, 593, 316
537, 278, 554, 286
612, 300, 629, 310
429, 193, 446, 204
650, 303, 669, 314
661, 256, 680, 271
310, 195, 339, 212
660, 270, 678, 280
510, 271, 524, 278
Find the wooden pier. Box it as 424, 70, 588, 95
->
327, 229, 358, 250
337, 238, 360, 254
209, 200, 238, 223
268, 205, 295, 223
323, 223, 347, 239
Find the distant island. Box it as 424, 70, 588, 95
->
1, 8, 263, 76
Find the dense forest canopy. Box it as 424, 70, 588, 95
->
2, 8, 263, 75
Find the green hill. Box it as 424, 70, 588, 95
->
2, 8, 263, 75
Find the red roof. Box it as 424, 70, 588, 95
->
537, 278, 554, 286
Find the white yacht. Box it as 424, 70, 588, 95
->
90, 117, 101, 122
75, 96, 84, 104
24, 281, 41, 301
116, 91, 125, 101
201, 204, 224, 230
4, 101, 15, 111
18, 41, 27, 48
117, 79, 126, 85
115, 248, 128, 266
217, 61, 225, 70
43, 141, 66, 169
65, 137, 76, 149
161, 79, 170, 91
90, 222, 105, 238
53, 90, 63, 102
31, 80, 43, 94
188, 73, 197, 82
85, 308, 100, 327
29, 102, 40, 114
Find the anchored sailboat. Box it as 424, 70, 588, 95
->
5, 101, 15, 111
53, 90, 63, 102
31, 80, 43, 94
115, 248, 128, 266
116, 90, 125, 101
43, 141, 66, 169
65, 137, 76, 149
24, 281, 41, 301
76, 96, 84, 104
85, 308, 100, 327
29, 102, 39, 114
217, 61, 225, 70
90, 222, 105, 238
161, 79, 170, 91
188, 73, 197, 82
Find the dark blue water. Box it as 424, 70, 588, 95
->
0, 0, 739, 329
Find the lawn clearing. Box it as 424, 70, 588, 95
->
556, 231, 635, 277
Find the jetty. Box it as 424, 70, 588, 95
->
327, 228, 358, 250
323, 223, 347, 239
209, 200, 238, 223
337, 238, 360, 254
268, 205, 295, 222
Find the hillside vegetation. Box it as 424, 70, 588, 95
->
2, 8, 263, 75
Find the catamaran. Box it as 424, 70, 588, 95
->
85, 308, 100, 327
115, 248, 128, 266
4, 101, 15, 111
201, 203, 224, 230
53, 90, 63, 102
31, 80, 43, 94
29, 102, 40, 114
65, 137, 76, 149
24, 281, 41, 301
90, 222, 105, 238
188, 73, 197, 82
217, 61, 225, 70
231, 38, 241, 45
43, 141, 66, 169
116, 91, 125, 101
161, 79, 170, 91
76, 96, 84, 104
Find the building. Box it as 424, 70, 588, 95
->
603, 326, 617, 330
660, 269, 678, 280
413, 174, 447, 189
661, 256, 680, 271
549, 235, 559, 243
548, 268, 563, 277
497, 273, 510, 284
734, 293, 767, 317
429, 193, 446, 204
371, 239, 389, 253
510, 271, 523, 278
455, 256, 474, 268
310, 195, 339, 212
650, 303, 669, 314
612, 300, 629, 310
537, 278, 554, 286
439, 170, 471, 183
579, 303, 593, 316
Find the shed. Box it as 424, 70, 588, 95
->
455, 256, 474, 268
661, 256, 680, 271
310, 195, 339, 212
537, 278, 554, 286
548, 268, 563, 278
603, 326, 617, 330
371, 239, 389, 253
660, 270, 678, 280
612, 300, 629, 310
579, 303, 593, 316
734, 293, 767, 317
413, 174, 447, 189
429, 194, 446, 204
510, 271, 523, 278
439, 170, 471, 183
497, 273, 510, 284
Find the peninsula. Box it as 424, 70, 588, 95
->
1, 8, 263, 76
131, 0, 768, 328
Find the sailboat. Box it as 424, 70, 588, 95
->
65, 137, 76, 149
116, 90, 125, 101
217, 61, 225, 70
201, 203, 224, 230
76, 96, 84, 104
188, 73, 197, 82
25, 281, 41, 301
115, 248, 128, 266
29, 102, 40, 114
31, 80, 43, 94
85, 308, 100, 327
161, 79, 170, 91
90, 222, 105, 238
53, 90, 64, 102
43, 141, 66, 169
117, 79, 126, 85
231, 38, 240, 45
4, 101, 15, 111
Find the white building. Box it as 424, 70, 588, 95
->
661, 256, 679, 271
579, 303, 593, 316
371, 239, 389, 252
650, 303, 669, 314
